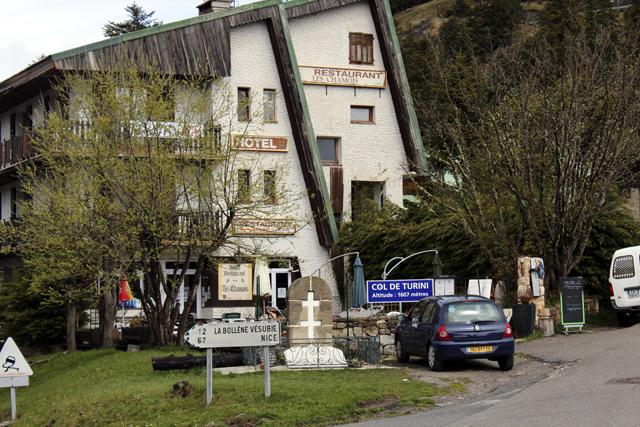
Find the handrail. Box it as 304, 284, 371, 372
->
311, 252, 359, 278
381, 249, 438, 280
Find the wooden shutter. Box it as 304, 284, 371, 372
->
330, 166, 344, 214
349, 33, 373, 64
363, 34, 374, 64
23, 105, 33, 131
350, 33, 364, 63
10, 188, 17, 220
9, 114, 16, 138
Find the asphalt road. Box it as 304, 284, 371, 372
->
340, 323, 640, 427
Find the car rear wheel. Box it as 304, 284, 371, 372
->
617, 313, 631, 328
498, 355, 514, 371
427, 344, 443, 371
396, 338, 410, 363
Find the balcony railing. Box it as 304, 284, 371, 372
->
0, 119, 222, 171
0, 132, 36, 170
174, 211, 225, 239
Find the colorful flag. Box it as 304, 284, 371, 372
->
118, 272, 133, 304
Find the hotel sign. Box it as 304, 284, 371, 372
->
233, 218, 297, 235
299, 66, 387, 88
218, 263, 253, 300
233, 135, 289, 152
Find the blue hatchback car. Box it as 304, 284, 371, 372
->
394, 295, 515, 371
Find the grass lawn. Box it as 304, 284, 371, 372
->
0, 348, 461, 426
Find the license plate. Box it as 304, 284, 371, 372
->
627, 289, 640, 299
467, 346, 492, 353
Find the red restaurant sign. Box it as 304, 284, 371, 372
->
299, 66, 387, 88
233, 218, 297, 235
233, 135, 289, 152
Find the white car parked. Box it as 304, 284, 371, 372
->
609, 246, 640, 327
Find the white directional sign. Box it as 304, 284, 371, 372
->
185, 320, 281, 348
0, 338, 32, 388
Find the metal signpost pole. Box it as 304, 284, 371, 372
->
10, 387, 16, 420
184, 320, 281, 404
263, 346, 271, 397
206, 348, 212, 404
0, 337, 33, 419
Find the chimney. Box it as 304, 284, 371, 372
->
197, 0, 233, 15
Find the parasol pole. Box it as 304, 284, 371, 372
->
255, 276, 261, 319
345, 271, 350, 339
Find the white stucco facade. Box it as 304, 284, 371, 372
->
0, 0, 421, 321
289, 1, 409, 222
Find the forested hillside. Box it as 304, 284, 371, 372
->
338, 0, 640, 302
393, 0, 634, 39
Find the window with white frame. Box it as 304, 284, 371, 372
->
263, 89, 276, 122
238, 88, 251, 121
264, 170, 276, 204
238, 169, 251, 202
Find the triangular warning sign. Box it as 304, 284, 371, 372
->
0, 338, 32, 376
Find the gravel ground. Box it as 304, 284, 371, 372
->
384, 349, 557, 408
374, 326, 618, 412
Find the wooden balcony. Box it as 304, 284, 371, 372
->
0, 132, 36, 170
175, 211, 225, 238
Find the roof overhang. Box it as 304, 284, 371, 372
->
0, 57, 60, 115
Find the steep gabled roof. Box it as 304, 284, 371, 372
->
0, 0, 425, 247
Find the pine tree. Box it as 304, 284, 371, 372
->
103, 2, 162, 37
470, 0, 524, 55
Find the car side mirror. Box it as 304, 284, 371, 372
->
397, 314, 405, 322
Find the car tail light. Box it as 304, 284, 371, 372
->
610, 283, 614, 297
437, 325, 451, 341
503, 323, 513, 338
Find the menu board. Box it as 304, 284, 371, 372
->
434, 276, 455, 296
560, 277, 585, 325
468, 279, 492, 298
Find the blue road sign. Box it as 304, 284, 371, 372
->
367, 279, 433, 303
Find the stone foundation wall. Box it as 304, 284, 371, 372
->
332, 316, 398, 355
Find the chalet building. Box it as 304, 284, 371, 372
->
0, 0, 424, 319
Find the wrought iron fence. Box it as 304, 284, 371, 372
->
243, 336, 381, 368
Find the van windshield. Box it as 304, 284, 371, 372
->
443, 301, 504, 325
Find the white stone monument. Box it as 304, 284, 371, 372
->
284, 276, 347, 368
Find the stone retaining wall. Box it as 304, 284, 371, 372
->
332, 316, 398, 355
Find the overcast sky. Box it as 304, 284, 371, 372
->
0, 0, 246, 82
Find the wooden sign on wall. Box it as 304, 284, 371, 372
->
218, 264, 253, 300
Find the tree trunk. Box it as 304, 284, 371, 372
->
99, 279, 119, 348
66, 280, 77, 351
175, 255, 205, 345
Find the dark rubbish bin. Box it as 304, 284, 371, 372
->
511, 303, 536, 338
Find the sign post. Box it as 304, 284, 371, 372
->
559, 277, 592, 334
366, 279, 433, 304
185, 320, 281, 402
0, 337, 33, 420
263, 346, 271, 397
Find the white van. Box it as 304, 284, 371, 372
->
610, 246, 640, 327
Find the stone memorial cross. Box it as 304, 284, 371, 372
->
301, 292, 321, 338
286, 276, 333, 340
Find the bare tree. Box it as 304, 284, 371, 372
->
417, 29, 640, 293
